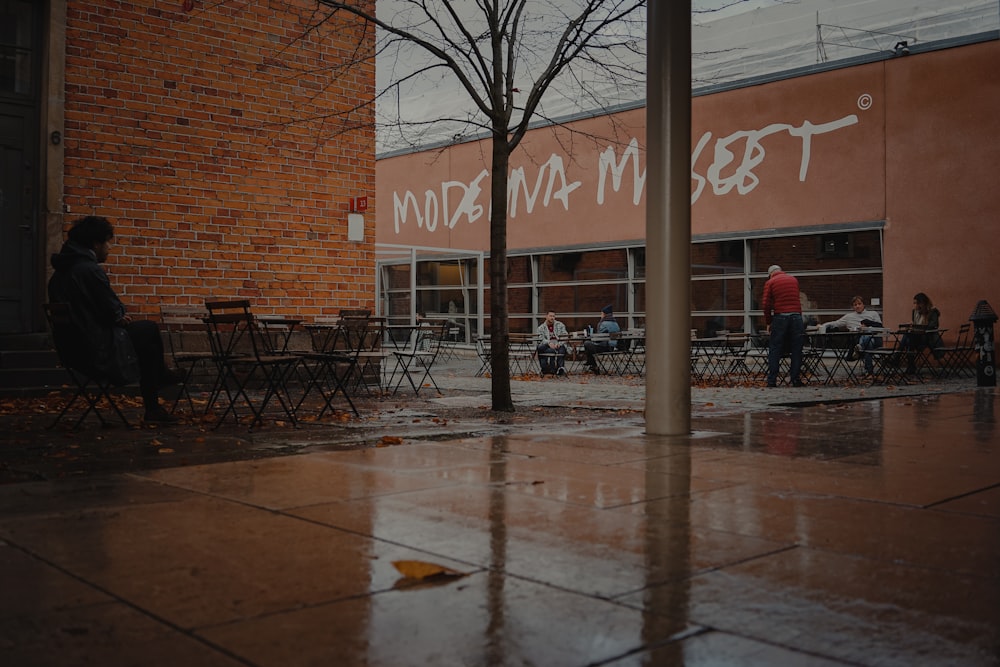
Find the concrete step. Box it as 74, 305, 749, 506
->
0, 368, 72, 397
0, 334, 69, 397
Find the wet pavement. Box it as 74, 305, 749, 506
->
1, 359, 998, 665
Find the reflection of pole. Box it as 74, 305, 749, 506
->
642, 439, 691, 659
485, 436, 508, 665
645, 0, 692, 435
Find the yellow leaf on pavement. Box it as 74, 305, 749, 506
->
391, 560, 464, 580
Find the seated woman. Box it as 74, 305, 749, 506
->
819, 296, 882, 374
899, 292, 944, 373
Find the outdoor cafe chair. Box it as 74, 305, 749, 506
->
353, 317, 396, 395
44, 303, 132, 429
508, 333, 539, 376
474, 335, 492, 377
391, 321, 447, 395
296, 320, 360, 418
932, 322, 975, 379
593, 330, 644, 376
160, 306, 215, 415
203, 299, 301, 429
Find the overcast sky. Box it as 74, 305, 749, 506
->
374, 0, 998, 153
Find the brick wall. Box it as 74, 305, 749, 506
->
60, 0, 375, 320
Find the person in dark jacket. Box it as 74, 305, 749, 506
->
48, 216, 178, 423
899, 292, 944, 374
761, 264, 804, 387
583, 304, 622, 374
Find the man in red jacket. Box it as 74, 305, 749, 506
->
762, 264, 804, 387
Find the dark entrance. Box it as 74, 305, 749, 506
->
0, 0, 40, 333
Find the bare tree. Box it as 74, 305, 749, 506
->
317, 0, 646, 411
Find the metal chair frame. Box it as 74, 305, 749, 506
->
391, 322, 447, 395
160, 306, 215, 415
296, 322, 360, 418
44, 303, 132, 429
203, 299, 301, 429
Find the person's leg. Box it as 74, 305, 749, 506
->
861, 335, 880, 373
126, 320, 165, 409
126, 320, 176, 420
767, 317, 787, 386
584, 341, 597, 369
555, 345, 567, 374
788, 314, 805, 385
536, 344, 551, 373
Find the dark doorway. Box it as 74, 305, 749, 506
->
0, 0, 40, 333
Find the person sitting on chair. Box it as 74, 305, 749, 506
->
819, 295, 883, 375
899, 292, 944, 374
584, 304, 621, 374
536, 310, 568, 375
48, 216, 180, 423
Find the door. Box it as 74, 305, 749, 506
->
0, 0, 40, 333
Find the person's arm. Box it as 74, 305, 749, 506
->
861, 310, 882, 326
83, 263, 128, 326
822, 313, 851, 331
536, 323, 548, 346
927, 308, 940, 330
761, 282, 774, 326
555, 321, 568, 338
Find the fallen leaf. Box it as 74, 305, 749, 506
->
392, 560, 465, 580
158, 448, 175, 454
380, 435, 403, 445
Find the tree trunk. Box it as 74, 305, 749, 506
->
489, 135, 514, 412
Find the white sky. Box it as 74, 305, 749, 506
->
375, 0, 999, 153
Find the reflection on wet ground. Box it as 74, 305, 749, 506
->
0, 389, 997, 666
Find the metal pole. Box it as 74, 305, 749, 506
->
645, 1, 692, 435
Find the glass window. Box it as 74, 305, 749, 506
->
383, 292, 412, 325
795, 274, 883, 313
692, 277, 745, 312
750, 230, 882, 273
692, 240, 744, 276
416, 260, 466, 287
483, 255, 531, 285
538, 252, 585, 282
383, 264, 410, 288
691, 315, 747, 338
0, 4, 34, 97
633, 248, 646, 279
574, 249, 628, 282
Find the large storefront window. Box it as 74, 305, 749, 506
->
377, 226, 883, 341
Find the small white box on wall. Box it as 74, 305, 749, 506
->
348, 213, 365, 242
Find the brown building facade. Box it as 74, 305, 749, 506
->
376, 36, 1000, 341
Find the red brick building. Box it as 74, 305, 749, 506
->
1, 0, 376, 334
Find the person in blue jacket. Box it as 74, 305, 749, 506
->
583, 304, 621, 374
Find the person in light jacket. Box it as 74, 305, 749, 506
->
536, 311, 568, 375
819, 296, 883, 374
